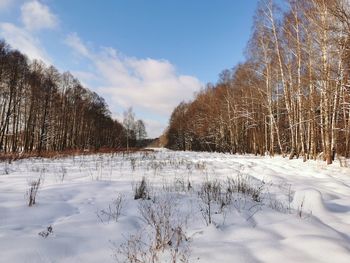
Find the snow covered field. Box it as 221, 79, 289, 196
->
0, 149, 349, 263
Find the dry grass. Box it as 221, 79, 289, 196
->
0, 148, 154, 162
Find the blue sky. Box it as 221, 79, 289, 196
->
0, 0, 258, 137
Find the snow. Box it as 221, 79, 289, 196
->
0, 149, 349, 262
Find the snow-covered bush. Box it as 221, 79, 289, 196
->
134, 177, 151, 200
198, 180, 222, 225
117, 232, 154, 263
2, 162, 10, 175
130, 157, 137, 171
197, 175, 266, 225
97, 193, 125, 223
226, 173, 264, 202
38, 225, 53, 238
28, 178, 41, 207
116, 195, 189, 263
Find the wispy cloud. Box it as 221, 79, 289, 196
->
0, 1, 58, 64
21, 0, 58, 31
0, 22, 51, 63
65, 32, 91, 58
65, 33, 202, 136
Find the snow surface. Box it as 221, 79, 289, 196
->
0, 149, 349, 262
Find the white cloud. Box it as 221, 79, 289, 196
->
71, 70, 98, 82
65, 33, 91, 58
21, 0, 58, 31
0, 1, 58, 64
0, 22, 51, 63
65, 34, 202, 137
66, 34, 201, 115
69, 70, 100, 88
98, 54, 201, 115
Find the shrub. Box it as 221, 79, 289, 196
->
97, 193, 125, 223
38, 225, 53, 238
116, 196, 189, 263
130, 157, 137, 171
28, 178, 41, 207
198, 180, 222, 225
227, 174, 264, 202
134, 177, 150, 200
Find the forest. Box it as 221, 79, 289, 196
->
166, 0, 350, 164
0, 41, 146, 155
2, 0, 350, 165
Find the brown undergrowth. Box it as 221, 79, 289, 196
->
0, 148, 155, 162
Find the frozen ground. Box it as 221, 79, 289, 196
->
0, 149, 349, 262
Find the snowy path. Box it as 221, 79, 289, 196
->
0, 149, 349, 262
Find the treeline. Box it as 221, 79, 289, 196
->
0, 40, 126, 154
166, 0, 350, 164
